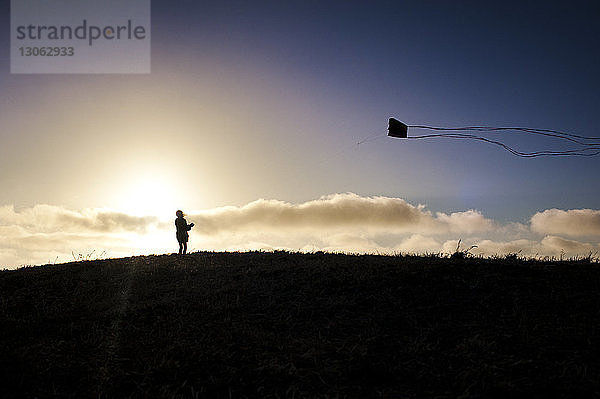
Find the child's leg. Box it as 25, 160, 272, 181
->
178, 242, 183, 254
183, 242, 187, 255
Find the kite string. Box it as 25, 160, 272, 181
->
357, 131, 387, 145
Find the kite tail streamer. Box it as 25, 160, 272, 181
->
405, 133, 600, 158
385, 118, 600, 157
409, 125, 600, 147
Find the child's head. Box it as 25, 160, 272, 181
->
176, 210, 184, 218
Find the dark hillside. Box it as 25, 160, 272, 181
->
1, 252, 600, 398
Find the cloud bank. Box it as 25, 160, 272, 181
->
1, 194, 598, 269
531, 209, 600, 237
0, 205, 159, 233
190, 193, 494, 235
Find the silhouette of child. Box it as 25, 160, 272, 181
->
175, 210, 194, 254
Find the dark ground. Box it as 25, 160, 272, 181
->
1, 251, 599, 398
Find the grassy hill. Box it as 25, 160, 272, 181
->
1, 251, 599, 398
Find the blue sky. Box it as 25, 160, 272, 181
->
158, 0, 600, 220
1, 1, 599, 267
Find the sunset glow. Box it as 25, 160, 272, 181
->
115, 173, 180, 218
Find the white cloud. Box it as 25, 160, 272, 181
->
1, 194, 599, 269
396, 235, 443, 254
540, 235, 599, 255
190, 193, 493, 235
531, 209, 600, 237
0, 205, 166, 268
472, 239, 540, 257
0, 204, 159, 233
435, 210, 494, 233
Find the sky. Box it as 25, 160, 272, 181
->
1, 1, 599, 268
